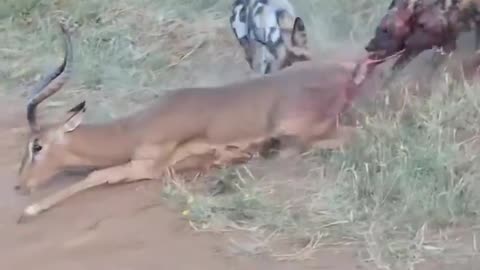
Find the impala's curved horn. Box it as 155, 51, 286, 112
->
27, 22, 73, 131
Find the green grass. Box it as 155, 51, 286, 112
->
2, 0, 480, 269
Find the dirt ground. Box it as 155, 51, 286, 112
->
0, 99, 369, 270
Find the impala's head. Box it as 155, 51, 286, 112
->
16, 23, 85, 194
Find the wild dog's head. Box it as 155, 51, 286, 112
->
403, 4, 451, 51
365, 0, 453, 59
230, 0, 310, 74
365, 0, 419, 58
365, 0, 465, 58
245, 16, 310, 74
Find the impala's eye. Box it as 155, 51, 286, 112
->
32, 138, 43, 154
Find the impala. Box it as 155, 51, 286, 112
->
16, 20, 398, 222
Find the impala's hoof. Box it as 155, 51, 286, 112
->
25, 204, 41, 216
17, 205, 41, 224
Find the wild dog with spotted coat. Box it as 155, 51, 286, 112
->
230, 0, 310, 74
366, 0, 480, 75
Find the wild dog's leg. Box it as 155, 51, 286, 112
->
428, 50, 449, 79
475, 21, 480, 50
214, 145, 254, 166
428, 41, 455, 78
19, 159, 158, 221
391, 50, 421, 71
430, 50, 447, 68
384, 49, 422, 86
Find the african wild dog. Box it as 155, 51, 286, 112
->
229, 0, 310, 74
365, 0, 480, 78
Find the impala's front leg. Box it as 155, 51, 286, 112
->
18, 160, 156, 223
475, 21, 480, 51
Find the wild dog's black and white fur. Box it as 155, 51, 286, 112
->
230, 0, 310, 74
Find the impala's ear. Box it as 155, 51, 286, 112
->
388, 0, 395, 9
63, 101, 86, 133
291, 17, 307, 47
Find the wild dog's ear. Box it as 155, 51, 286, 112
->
388, 0, 396, 9
291, 17, 308, 47
63, 101, 86, 133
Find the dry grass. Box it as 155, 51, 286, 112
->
2, 0, 480, 269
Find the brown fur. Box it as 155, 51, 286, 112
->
16, 23, 391, 222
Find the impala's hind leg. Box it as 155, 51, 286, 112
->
274, 120, 359, 158
273, 117, 338, 158
167, 150, 218, 177
271, 135, 309, 158
166, 139, 257, 173
309, 125, 359, 150
19, 159, 159, 222
214, 145, 254, 166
